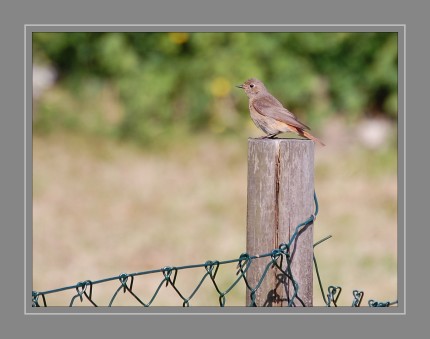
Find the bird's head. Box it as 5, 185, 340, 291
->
236, 78, 266, 97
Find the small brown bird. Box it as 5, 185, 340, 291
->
237, 78, 325, 146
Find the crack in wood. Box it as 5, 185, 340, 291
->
274, 142, 281, 251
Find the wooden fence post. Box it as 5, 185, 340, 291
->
246, 138, 314, 306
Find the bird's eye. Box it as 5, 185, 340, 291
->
250, 84, 255, 88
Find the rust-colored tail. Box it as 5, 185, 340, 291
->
287, 125, 326, 146
302, 130, 326, 146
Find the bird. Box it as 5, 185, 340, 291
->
236, 78, 325, 146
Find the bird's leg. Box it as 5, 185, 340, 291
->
257, 131, 279, 139
262, 133, 279, 139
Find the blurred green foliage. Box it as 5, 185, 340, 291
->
33, 32, 397, 144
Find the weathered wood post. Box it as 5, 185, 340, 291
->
246, 138, 314, 306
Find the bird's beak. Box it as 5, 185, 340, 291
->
236, 84, 244, 89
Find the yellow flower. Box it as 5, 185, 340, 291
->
168, 32, 189, 45
210, 77, 231, 97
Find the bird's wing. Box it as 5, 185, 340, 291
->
252, 96, 311, 131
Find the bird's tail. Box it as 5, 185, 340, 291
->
302, 130, 326, 147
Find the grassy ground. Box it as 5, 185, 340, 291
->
32, 126, 397, 307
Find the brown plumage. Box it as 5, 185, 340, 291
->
237, 78, 325, 146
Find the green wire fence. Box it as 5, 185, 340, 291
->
32, 193, 397, 308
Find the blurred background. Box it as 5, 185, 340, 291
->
32, 32, 398, 306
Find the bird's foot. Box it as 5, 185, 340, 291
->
260, 134, 278, 139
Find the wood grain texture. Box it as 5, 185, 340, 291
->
246, 138, 314, 306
